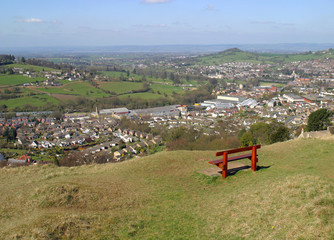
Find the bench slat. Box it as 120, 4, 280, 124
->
228, 153, 252, 162
209, 153, 254, 165
216, 144, 261, 156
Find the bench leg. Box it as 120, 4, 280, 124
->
251, 147, 257, 171
222, 152, 228, 178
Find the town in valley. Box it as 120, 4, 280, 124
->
0, 48, 333, 167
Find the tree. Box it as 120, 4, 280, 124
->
241, 121, 290, 147
269, 124, 290, 143
3, 127, 9, 142
8, 128, 17, 142
249, 122, 270, 144
306, 108, 332, 132
3, 127, 16, 142
240, 131, 255, 147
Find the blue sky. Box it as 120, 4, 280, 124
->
1, 0, 333, 47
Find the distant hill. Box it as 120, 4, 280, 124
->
1, 137, 334, 239
1, 43, 334, 56
193, 48, 334, 65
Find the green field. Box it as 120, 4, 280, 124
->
102, 71, 142, 81
99, 81, 144, 94
37, 81, 109, 98
0, 74, 45, 86
0, 76, 185, 110
102, 71, 175, 84
1, 138, 334, 239
0, 63, 59, 72
99, 81, 184, 97
120, 92, 162, 100
151, 83, 183, 95
0, 94, 58, 109
259, 81, 286, 87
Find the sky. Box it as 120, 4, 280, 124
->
1, 0, 333, 48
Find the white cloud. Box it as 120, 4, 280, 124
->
205, 4, 218, 11
251, 20, 276, 25
16, 17, 59, 24
251, 20, 295, 28
141, 0, 172, 4
24, 18, 44, 23
134, 23, 167, 28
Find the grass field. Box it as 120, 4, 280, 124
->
259, 81, 286, 87
99, 81, 185, 98
151, 83, 183, 95
99, 81, 144, 94
1, 137, 334, 239
0, 77, 184, 110
0, 63, 59, 72
102, 71, 175, 84
0, 94, 59, 109
36, 81, 109, 98
0, 74, 45, 86
120, 92, 162, 100
102, 71, 142, 81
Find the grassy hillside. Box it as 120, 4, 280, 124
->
1, 138, 334, 239
195, 48, 334, 65
0, 73, 185, 111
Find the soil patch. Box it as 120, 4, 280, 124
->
198, 162, 251, 177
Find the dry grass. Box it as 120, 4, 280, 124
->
203, 175, 334, 239
0, 138, 334, 239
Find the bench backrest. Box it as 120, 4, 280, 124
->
216, 144, 261, 156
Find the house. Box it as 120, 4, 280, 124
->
8, 158, 27, 166
146, 134, 153, 140
140, 133, 148, 139
113, 149, 125, 158
135, 131, 142, 137
136, 142, 146, 148
129, 130, 136, 136
283, 93, 305, 103
120, 134, 133, 143
152, 138, 162, 145
17, 154, 32, 163
8, 154, 31, 166
17, 136, 28, 145
30, 140, 39, 148
40, 141, 53, 148
128, 145, 137, 152
87, 146, 101, 154
123, 147, 135, 154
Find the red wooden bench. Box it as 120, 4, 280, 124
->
208, 145, 261, 178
